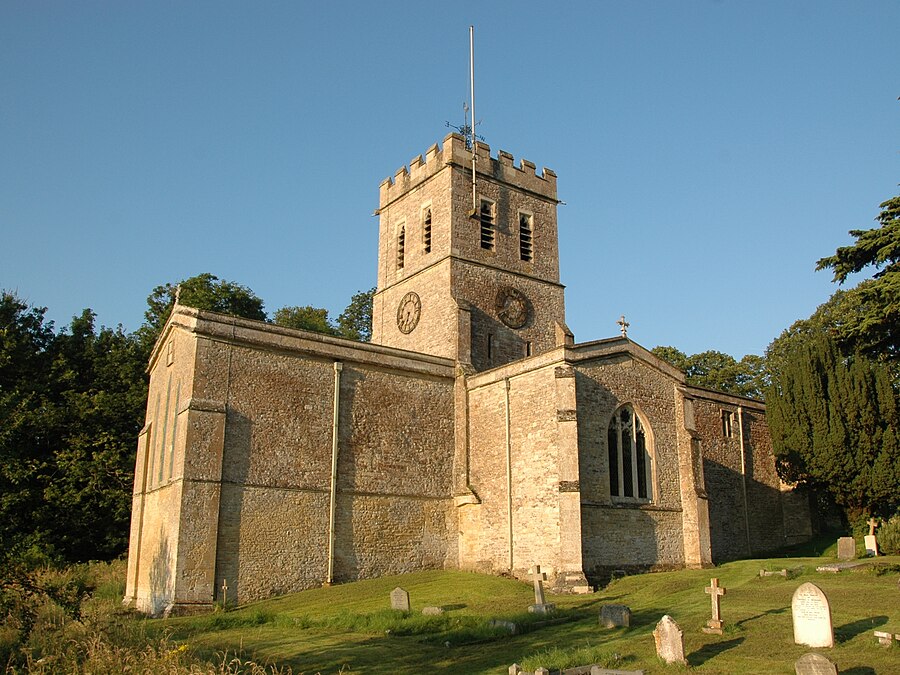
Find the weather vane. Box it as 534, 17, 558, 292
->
446, 101, 483, 150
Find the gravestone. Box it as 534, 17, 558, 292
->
390, 587, 410, 611
599, 604, 632, 628
874, 630, 893, 645
527, 564, 556, 614
794, 652, 838, 675
491, 619, 518, 634
652, 615, 687, 665
791, 582, 834, 648
836, 536, 855, 560
702, 577, 726, 634
508, 665, 522, 675
590, 668, 645, 675
422, 606, 444, 615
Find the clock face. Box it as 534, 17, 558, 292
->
396, 292, 421, 334
496, 287, 530, 329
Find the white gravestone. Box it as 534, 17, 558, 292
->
653, 615, 687, 665
791, 582, 834, 648
527, 564, 556, 614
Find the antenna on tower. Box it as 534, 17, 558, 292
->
469, 25, 477, 214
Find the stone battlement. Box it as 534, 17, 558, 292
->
379, 133, 557, 207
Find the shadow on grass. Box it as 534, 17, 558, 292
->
841, 668, 876, 675
441, 603, 466, 611
735, 606, 788, 627
834, 615, 888, 643
687, 637, 744, 666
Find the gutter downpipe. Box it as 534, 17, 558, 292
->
505, 378, 513, 571
326, 361, 343, 585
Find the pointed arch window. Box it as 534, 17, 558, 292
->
607, 404, 653, 501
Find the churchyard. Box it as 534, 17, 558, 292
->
160, 547, 900, 674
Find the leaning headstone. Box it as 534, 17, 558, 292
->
836, 536, 855, 560
791, 582, 834, 648
422, 606, 444, 615
528, 564, 556, 614
390, 586, 410, 611
653, 615, 687, 665
794, 652, 838, 675
599, 604, 632, 628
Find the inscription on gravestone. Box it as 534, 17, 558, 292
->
791, 582, 834, 648
390, 587, 410, 611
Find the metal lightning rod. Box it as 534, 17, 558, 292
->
469, 25, 477, 214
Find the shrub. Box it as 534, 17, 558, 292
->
878, 514, 900, 555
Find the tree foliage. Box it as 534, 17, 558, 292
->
765, 330, 900, 518
273, 305, 338, 335
816, 195, 900, 357
651, 345, 766, 399
337, 287, 374, 342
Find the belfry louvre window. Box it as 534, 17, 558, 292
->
479, 199, 495, 250
519, 213, 533, 261
423, 207, 432, 253
397, 225, 405, 269
608, 404, 652, 501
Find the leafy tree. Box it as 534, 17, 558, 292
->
816, 195, 900, 357
273, 306, 339, 335
141, 273, 266, 347
651, 346, 766, 399
337, 287, 374, 341
765, 330, 900, 519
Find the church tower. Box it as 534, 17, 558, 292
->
371, 133, 571, 371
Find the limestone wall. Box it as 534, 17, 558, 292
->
574, 349, 686, 575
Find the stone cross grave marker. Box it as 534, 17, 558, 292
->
390, 587, 410, 611
836, 536, 855, 560
221, 578, 228, 607
794, 652, 838, 675
702, 577, 726, 634
527, 564, 556, 614
865, 517, 879, 556
653, 615, 687, 665
791, 582, 834, 648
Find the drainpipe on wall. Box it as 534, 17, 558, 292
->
326, 361, 343, 585
505, 378, 513, 571
737, 405, 752, 556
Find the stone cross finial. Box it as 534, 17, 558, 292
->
174, 284, 182, 306
702, 577, 726, 634
868, 517, 878, 536
617, 315, 630, 338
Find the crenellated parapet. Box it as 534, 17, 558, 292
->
379, 133, 557, 208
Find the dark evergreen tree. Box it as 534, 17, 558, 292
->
337, 287, 374, 342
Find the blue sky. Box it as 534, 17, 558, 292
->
2, 1, 897, 358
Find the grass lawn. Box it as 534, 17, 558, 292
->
163, 553, 900, 674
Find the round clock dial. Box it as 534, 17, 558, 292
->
496, 287, 530, 329
396, 292, 422, 334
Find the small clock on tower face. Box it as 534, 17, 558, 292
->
396, 292, 421, 334
496, 287, 530, 329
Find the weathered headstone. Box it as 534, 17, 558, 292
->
590, 668, 645, 675
702, 577, 726, 634
794, 652, 838, 675
421, 605, 444, 616
836, 536, 855, 560
791, 582, 834, 648
535, 668, 549, 675
759, 568, 789, 578
653, 615, 687, 665
599, 604, 632, 628
390, 586, 410, 611
508, 664, 522, 675
527, 564, 556, 614
491, 619, 518, 634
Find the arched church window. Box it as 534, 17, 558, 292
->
607, 404, 653, 501
397, 225, 405, 270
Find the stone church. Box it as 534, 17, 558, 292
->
124, 133, 812, 616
